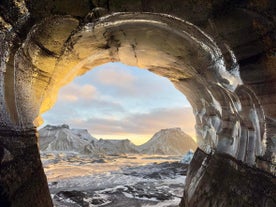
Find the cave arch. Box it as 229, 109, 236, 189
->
6, 12, 269, 166
0, 1, 275, 207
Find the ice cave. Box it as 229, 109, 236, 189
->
0, 1, 275, 207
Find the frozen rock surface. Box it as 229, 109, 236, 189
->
42, 154, 187, 207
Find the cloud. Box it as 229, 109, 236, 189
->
68, 107, 195, 139
59, 83, 97, 102
92, 67, 135, 88
42, 97, 126, 125
88, 65, 175, 99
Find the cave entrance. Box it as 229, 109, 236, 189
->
22, 12, 250, 160
39, 62, 197, 206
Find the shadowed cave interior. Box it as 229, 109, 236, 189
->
0, 1, 275, 207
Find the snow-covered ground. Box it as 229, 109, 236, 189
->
41, 153, 189, 207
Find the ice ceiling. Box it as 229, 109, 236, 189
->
1, 12, 270, 166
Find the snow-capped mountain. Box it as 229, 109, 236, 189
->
95, 139, 139, 155
71, 128, 97, 142
138, 128, 197, 155
39, 125, 138, 155
39, 125, 197, 156
39, 124, 97, 154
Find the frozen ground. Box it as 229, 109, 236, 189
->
41, 153, 188, 207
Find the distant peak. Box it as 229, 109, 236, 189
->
44, 124, 69, 130
71, 128, 88, 132
158, 127, 183, 134
160, 127, 181, 131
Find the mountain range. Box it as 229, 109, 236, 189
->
38, 124, 197, 155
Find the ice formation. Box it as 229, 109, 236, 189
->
180, 150, 194, 164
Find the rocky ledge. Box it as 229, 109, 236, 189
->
180, 149, 276, 207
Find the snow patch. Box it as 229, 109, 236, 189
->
180, 150, 194, 164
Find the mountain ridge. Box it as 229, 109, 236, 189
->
39, 124, 197, 155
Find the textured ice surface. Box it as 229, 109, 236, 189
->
180, 150, 194, 164
42, 154, 186, 207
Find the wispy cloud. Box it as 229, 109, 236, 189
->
85, 65, 176, 99
93, 67, 135, 87
68, 107, 195, 139
59, 83, 97, 102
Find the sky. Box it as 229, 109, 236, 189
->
41, 62, 195, 145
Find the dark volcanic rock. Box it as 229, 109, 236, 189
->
51, 161, 187, 207
180, 149, 276, 207
125, 183, 173, 201
91, 158, 106, 163
0, 129, 53, 206
122, 162, 188, 179
55, 191, 87, 206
